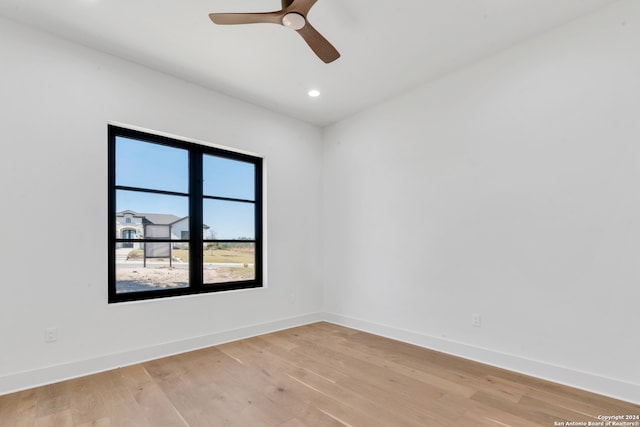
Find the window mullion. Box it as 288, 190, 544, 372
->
189, 149, 204, 289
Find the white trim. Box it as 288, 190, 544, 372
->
108, 121, 265, 159
323, 313, 640, 405
0, 312, 323, 396
2, 312, 638, 405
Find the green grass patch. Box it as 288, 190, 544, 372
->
126, 249, 143, 259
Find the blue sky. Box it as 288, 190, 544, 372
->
116, 136, 256, 239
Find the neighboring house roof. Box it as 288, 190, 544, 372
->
141, 213, 182, 225
116, 211, 209, 229
117, 210, 144, 217
116, 211, 180, 225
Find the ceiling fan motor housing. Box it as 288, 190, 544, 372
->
282, 12, 306, 30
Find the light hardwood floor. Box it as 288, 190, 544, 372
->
1, 322, 638, 426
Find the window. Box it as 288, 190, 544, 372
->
108, 125, 263, 303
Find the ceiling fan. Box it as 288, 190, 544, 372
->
209, 0, 340, 64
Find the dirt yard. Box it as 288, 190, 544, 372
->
116, 265, 254, 289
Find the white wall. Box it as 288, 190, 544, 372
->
0, 17, 324, 393
3, 0, 640, 404
323, 0, 640, 403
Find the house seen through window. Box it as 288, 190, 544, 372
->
108, 125, 263, 303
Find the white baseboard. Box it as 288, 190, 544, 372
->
322, 313, 640, 406
3, 311, 638, 405
0, 312, 324, 396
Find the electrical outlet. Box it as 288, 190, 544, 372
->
472, 313, 481, 328
45, 327, 58, 343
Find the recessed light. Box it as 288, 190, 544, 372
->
308, 89, 320, 98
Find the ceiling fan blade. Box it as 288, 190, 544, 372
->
288, 0, 318, 15
297, 22, 340, 63
209, 12, 283, 26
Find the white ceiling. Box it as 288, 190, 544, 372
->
0, 0, 620, 126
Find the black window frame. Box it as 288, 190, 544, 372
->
108, 125, 263, 303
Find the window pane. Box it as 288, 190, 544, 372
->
110, 125, 263, 303
116, 190, 188, 240
203, 199, 255, 240
115, 244, 190, 294
203, 155, 255, 200
116, 137, 188, 193
203, 242, 255, 284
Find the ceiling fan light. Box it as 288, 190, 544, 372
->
282, 12, 306, 30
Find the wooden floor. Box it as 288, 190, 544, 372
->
1, 322, 638, 427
